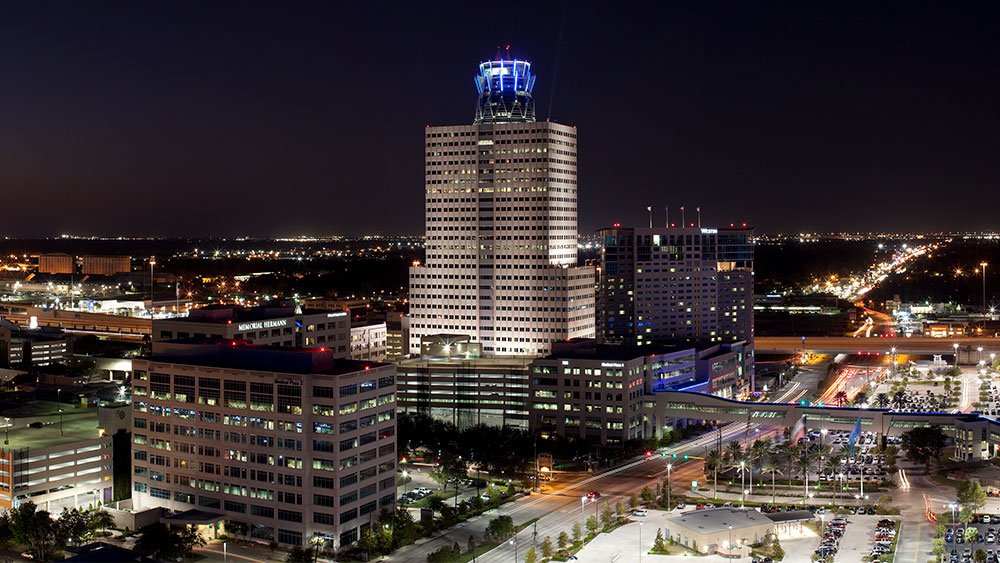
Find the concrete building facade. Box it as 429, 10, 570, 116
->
131, 340, 397, 548
350, 322, 387, 362
408, 56, 595, 357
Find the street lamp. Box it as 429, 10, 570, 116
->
954, 343, 960, 367
402, 470, 409, 494
509, 533, 518, 563
979, 347, 984, 365
638, 521, 643, 562
949, 502, 957, 524
820, 428, 828, 448
667, 463, 673, 511
739, 460, 746, 507
728, 524, 733, 558
982, 262, 989, 313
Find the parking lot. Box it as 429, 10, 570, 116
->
944, 519, 1000, 562
803, 429, 900, 487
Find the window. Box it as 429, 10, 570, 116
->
277, 509, 302, 523
251, 505, 274, 518
314, 494, 335, 507
313, 512, 335, 525
277, 529, 302, 546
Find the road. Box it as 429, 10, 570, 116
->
757, 336, 1000, 356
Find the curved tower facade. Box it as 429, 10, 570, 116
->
474, 58, 536, 124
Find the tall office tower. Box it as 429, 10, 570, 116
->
598, 225, 754, 346
408, 56, 595, 356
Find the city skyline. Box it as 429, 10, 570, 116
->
3, 3, 1000, 237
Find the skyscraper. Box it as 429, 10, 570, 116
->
408, 55, 595, 356
598, 224, 754, 347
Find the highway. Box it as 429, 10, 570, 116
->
757, 335, 1000, 355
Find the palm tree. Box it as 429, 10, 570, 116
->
781, 443, 801, 483
749, 438, 771, 494
891, 390, 907, 410
825, 456, 843, 504
833, 390, 848, 407
705, 449, 724, 500
852, 391, 868, 407
874, 393, 890, 408
762, 455, 781, 503
90, 508, 116, 536
795, 454, 813, 504
726, 441, 743, 466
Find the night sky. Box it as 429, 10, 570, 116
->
2, 2, 999, 237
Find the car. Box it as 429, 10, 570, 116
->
633, 509, 648, 517
723, 502, 734, 507
695, 503, 705, 510
676, 502, 686, 509
587, 491, 601, 499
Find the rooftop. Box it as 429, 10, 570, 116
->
668, 508, 773, 534
151, 339, 388, 376
166, 301, 343, 325
0, 407, 103, 451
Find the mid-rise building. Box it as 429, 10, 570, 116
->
0, 404, 127, 513
396, 355, 532, 429
598, 224, 753, 358
37, 253, 74, 275
131, 340, 397, 549
81, 255, 131, 276
527, 339, 752, 445
408, 55, 595, 357
0, 320, 72, 368
153, 302, 350, 356
385, 312, 410, 360
350, 322, 387, 362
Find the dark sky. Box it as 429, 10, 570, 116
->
2, 2, 999, 237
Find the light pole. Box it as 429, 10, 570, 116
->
581, 496, 587, 533
638, 521, 643, 562
982, 262, 989, 313
739, 460, 745, 507
979, 347, 984, 365
667, 463, 672, 511
949, 502, 957, 524
402, 470, 409, 494
820, 428, 827, 448
890, 347, 896, 373
728, 524, 733, 559
149, 257, 156, 308
954, 343, 960, 367
509, 532, 518, 563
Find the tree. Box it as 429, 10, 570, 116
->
585, 515, 599, 535
540, 536, 554, 558
615, 500, 625, 519
10, 502, 66, 561
705, 449, 724, 500
60, 507, 92, 546
772, 537, 785, 560
485, 515, 514, 540
833, 390, 848, 407
572, 522, 582, 543
90, 508, 116, 536
600, 502, 614, 529
629, 492, 639, 510
134, 524, 205, 561
762, 456, 781, 503
877, 494, 893, 508
874, 393, 890, 408
652, 528, 667, 553
934, 522, 947, 537
427, 543, 460, 563
557, 530, 569, 550
468, 535, 476, 556
975, 548, 988, 562
965, 526, 980, 544
523, 546, 537, 563
958, 480, 988, 511
932, 537, 946, 561
285, 546, 315, 563
640, 485, 655, 505
960, 507, 975, 525
901, 426, 947, 468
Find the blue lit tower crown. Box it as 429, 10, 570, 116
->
474, 57, 536, 124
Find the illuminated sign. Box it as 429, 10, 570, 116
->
326, 312, 348, 318
236, 319, 288, 332
700, 228, 718, 234
601, 362, 625, 368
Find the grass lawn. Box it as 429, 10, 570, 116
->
650, 543, 697, 555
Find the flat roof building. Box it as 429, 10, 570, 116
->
664, 508, 773, 557
153, 302, 350, 356
131, 340, 397, 550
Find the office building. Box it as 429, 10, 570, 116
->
385, 312, 410, 360
153, 302, 350, 356
408, 55, 595, 357
528, 339, 752, 445
131, 340, 397, 549
0, 320, 72, 368
598, 224, 753, 347
350, 322, 387, 362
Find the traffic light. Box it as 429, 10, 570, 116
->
683, 455, 689, 460
672, 453, 677, 458
645, 450, 652, 457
